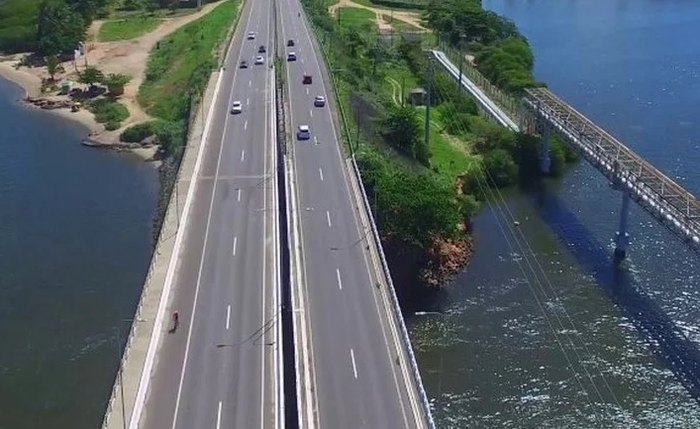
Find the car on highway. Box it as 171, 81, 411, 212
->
231, 101, 242, 114
258, 45, 266, 53
314, 96, 326, 107
287, 39, 295, 47
297, 125, 311, 140
240, 60, 248, 68
247, 31, 256, 40
302, 74, 312, 84
287, 52, 297, 61
255, 55, 265, 65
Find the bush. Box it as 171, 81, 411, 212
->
105, 120, 120, 131
87, 98, 129, 124
482, 148, 517, 187
120, 121, 156, 142
153, 120, 185, 155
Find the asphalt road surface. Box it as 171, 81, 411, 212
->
138, 0, 279, 427
279, 0, 428, 427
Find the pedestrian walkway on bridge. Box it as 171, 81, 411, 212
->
431, 49, 700, 260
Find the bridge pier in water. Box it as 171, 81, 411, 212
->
614, 192, 631, 262
540, 123, 551, 174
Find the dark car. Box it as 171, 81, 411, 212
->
287, 39, 295, 47
302, 74, 312, 84
258, 45, 266, 53
240, 60, 248, 68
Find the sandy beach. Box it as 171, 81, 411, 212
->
0, 59, 103, 135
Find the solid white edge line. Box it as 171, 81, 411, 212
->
281, 4, 318, 429
226, 305, 231, 330
260, 5, 273, 426
350, 349, 358, 379
127, 69, 225, 429
270, 53, 284, 429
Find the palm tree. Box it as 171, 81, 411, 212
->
102, 73, 132, 96
46, 55, 64, 81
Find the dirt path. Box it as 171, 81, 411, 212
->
328, 0, 427, 31
85, 1, 225, 127
0, 0, 226, 142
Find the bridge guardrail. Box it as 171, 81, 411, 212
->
100, 69, 211, 429
349, 155, 436, 429
431, 49, 519, 131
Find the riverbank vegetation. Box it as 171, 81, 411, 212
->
0, 0, 220, 55
424, 0, 541, 93
302, 0, 575, 287
135, 0, 237, 155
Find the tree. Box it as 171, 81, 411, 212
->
46, 55, 65, 81
37, 0, 85, 56
382, 105, 421, 158
102, 73, 131, 96
79, 66, 104, 87
65, 0, 110, 21
482, 148, 517, 187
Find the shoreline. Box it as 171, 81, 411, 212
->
0, 60, 156, 161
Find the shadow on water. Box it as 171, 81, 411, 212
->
528, 180, 700, 406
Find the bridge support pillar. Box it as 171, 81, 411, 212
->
614, 192, 631, 262
540, 123, 551, 174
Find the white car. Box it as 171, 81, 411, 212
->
255, 55, 265, 65
314, 96, 326, 107
287, 52, 297, 62
247, 31, 256, 40
230, 101, 242, 114
297, 125, 311, 140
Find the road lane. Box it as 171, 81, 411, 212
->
279, 0, 427, 427
137, 0, 278, 427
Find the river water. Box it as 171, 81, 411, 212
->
408, 1, 700, 427
0, 78, 158, 428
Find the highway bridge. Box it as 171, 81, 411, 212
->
432, 49, 700, 261
102, 0, 434, 428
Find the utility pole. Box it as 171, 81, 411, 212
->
424, 57, 433, 150
354, 104, 360, 155
457, 34, 465, 92
401, 76, 405, 107
114, 327, 126, 429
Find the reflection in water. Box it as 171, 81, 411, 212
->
408, 1, 700, 425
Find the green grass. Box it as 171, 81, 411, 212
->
415, 106, 475, 179
99, 16, 161, 41
337, 7, 376, 28
139, 0, 239, 121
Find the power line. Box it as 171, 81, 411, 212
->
426, 65, 634, 423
